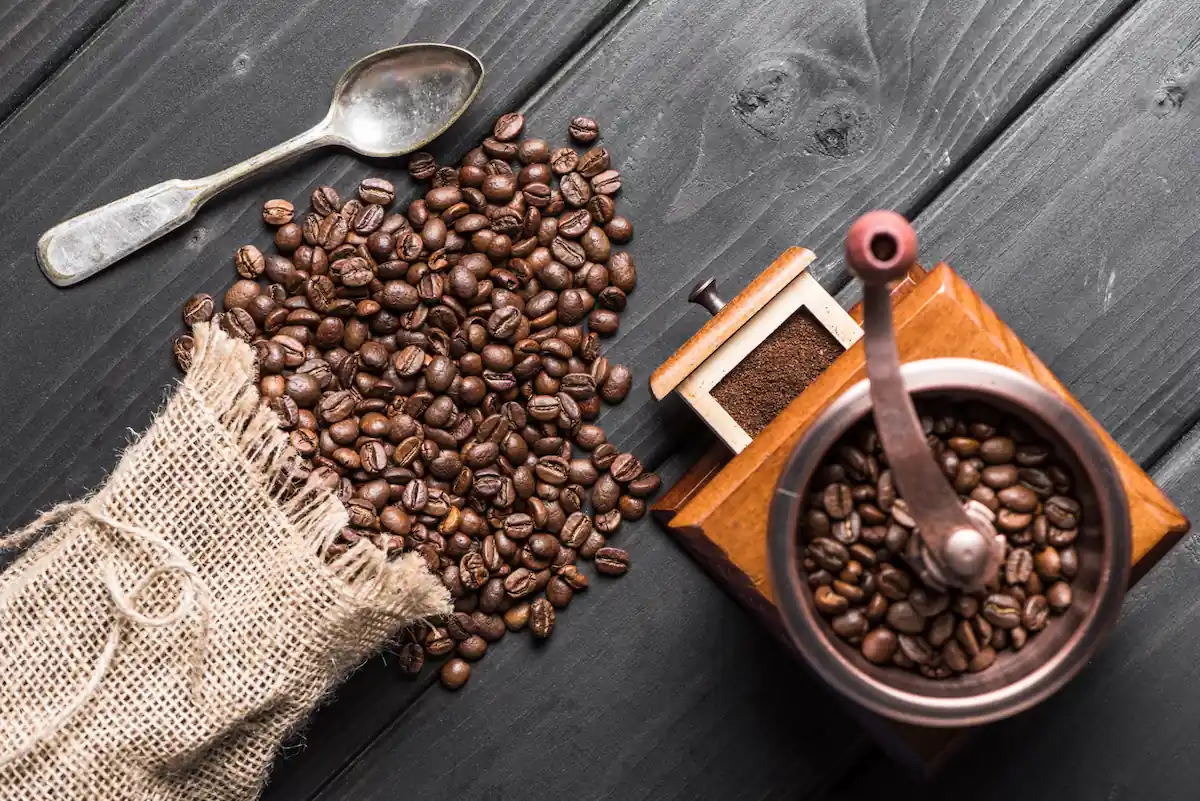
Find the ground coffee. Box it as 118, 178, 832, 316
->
712, 308, 843, 436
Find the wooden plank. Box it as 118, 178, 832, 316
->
314, 444, 868, 801
0, 1, 629, 798
864, 3, 1200, 468
311, 0, 1143, 798
0, 0, 127, 123
827, 0, 1200, 794
508, 0, 1138, 471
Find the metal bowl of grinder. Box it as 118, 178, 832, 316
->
766, 212, 1131, 728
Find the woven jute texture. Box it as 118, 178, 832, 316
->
0, 322, 450, 800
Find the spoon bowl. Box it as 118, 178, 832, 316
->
329, 44, 484, 157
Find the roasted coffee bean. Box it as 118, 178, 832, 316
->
814, 585, 849, 616
600, 365, 632, 404
187, 149, 652, 685
886, 601, 924, 635
263, 198, 294, 225
493, 112, 525, 142
594, 546, 629, 576
998, 485, 1038, 513
1044, 495, 1081, 529
877, 567, 910, 601
502, 602, 531, 631
968, 646, 997, 673
1047, 581, 1072, 612
1021, 594, 1050, 631
822, 483, 854, 519
831, 610, 868, 640
609, 453, 642, 483
568, 116, 599, 143
1005, 547, 1034, 585
1059, 546, 1079, 579
182, 293, 216, 326
1034, 546, 1062, 579
982, 594, 1021, 629
530, 597, 555, 638
981, 464, 1019, 489
359, 177, 395, 205
441, 658, 470, 689
861, 628, 897, 664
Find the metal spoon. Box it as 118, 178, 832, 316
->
37, 43, 484, 287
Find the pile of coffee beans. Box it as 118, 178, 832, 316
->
175, 114, 658, 691
799, 401, 1082, 678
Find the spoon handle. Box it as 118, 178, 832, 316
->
37, 123, 336, 287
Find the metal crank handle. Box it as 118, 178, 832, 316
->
844, 210, 1002, 592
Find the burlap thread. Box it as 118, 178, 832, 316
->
0, 322, 450, 800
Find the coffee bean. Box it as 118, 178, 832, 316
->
998, 485, 1038, 513
594, 546, 629, 576
568, 116, 599, 143
1018, 467, 1054, 498
822, 483, 854, 519
1019, 594, 1049, 631
1059, 546, 1079, 579
1044, 495, 1081, 529
1005, 547, 1034, 584
182, 293, 216, 326
359, 177, 395, 205
530, 597, 555, 639
1034, 546, 1062, 579
968, 646, 997, 672
263, 198, 294, 225
886, 601, 924, 635
813, 585, 849, 616
861, 628, 897, 664
493, 112, 525, 142
1046, 581, 1072, 612
831, 610, 868, 640
503, 602, 531, 631
441, 658, 470, 689
610, 453, 642, 483
982, 594, 1021, 629
877, 566, 910, 601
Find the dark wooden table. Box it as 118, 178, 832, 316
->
4, 0, 1200, 797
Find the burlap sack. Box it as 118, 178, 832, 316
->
0, 322, 450, 800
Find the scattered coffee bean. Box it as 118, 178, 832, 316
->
179, 117, 654, 692
262, 198, 294, 225
530, 597, 555, 639
568, 116, 599, 143
441, 658, 470, 690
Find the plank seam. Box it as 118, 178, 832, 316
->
0, 0, 134, 134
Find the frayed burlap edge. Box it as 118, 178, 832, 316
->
179, 321, 451, 621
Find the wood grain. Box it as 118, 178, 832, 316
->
0, 1, 629, 798
0, 0, 127, 123
855, 1, 1200, 469
514, 0, 1139, 471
